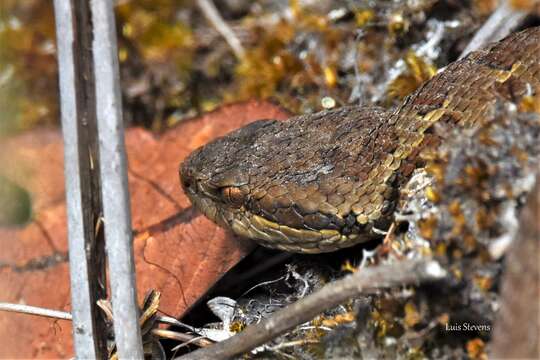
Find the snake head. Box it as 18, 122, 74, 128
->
180, 107, 397, 253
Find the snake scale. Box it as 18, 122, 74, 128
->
180, 27, 540, 253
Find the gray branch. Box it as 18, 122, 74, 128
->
0, 302, 72, 321
196, 0, 245, 59
459, 0, 528, 59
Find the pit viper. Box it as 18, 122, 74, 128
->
180, 26, 540, 253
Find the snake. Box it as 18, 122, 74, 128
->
180, 26, 540, 253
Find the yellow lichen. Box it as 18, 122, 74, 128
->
341, 260, 357, 273
388, 52, 437, 100
229, 320, 246, 333
388, 12, 409, 36
404, 301, 421, 328
425, 186, 440, 203
418, 215, 438, 240
354, 9, 375, 27
321, 312, 356, 327
473, 274, 493, 292
466, 338, 487, 360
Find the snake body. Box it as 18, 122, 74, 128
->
180, 27, 540, 253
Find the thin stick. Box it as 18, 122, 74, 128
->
196, 0, 245, 59
0, 302, 72, 321
152, 329, 213, 348
267, 338, 320, 351
176, 259, 446, 360
91, 0, 144, 357
459, 0, 527, 59
53, 0, 109, 356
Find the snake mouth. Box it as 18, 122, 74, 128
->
228, 210, 372, 253
181, 166, 375, 253
190, 193, 374, 253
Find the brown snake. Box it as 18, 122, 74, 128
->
180, 27, 540, 253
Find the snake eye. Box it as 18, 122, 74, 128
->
221, 187, 245, 208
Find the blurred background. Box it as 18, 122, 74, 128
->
1, 0, 509, 138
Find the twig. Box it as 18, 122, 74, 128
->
0, 302, 72, 321
152, 329, 213, 348
459, 0, 528, 59
176, 259, 446, 360
196, 0, 245, 59
267, 338, 320, 352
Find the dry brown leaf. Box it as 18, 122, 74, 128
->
0, 100, 290, 358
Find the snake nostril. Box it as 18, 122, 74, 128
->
180, 169, 193, 190
183, 178, 192, 189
